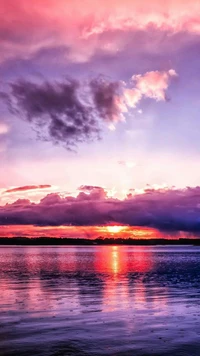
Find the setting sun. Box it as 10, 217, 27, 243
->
106, 226, 125, 234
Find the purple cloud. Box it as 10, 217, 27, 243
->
4, 79, 101, 150
3, 76, 126, 150
2, 69, 176, 149
1, 186, 200, 233
78, 185, 105, 192
90, 77, 124, 123
4, 76, 126, 149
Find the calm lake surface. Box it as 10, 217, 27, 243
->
0, 246, 200, 356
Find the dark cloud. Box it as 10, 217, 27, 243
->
5, 79, 102, 150
1, 186, 200, 233
2, 76, 127, 150
4, 184, 51, 194
2, 67, 176, 149
90, 77, 123, 122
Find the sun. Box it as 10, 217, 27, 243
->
106, 225, 124, 234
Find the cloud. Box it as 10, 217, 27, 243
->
81, 0, 200, 38
132, 69, 177, 101
123, 88, 142, 108
78, 185, 104, 192
1, 186, 200, 233
123, 69, 177, 107
0, 0, 200, 65
5, 78, 101, 150
90, 77, 127, 123
4, 184, 51, 194
3, 70, 176, 148
77, 186, 107, 200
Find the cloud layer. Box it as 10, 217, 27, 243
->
1, 186, 200, 233
1, 0, 200, 64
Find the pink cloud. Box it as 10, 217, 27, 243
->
4, 184, 51, 194
82, 0, 200, 38
122, 69, 177, 112
0, 0, 200, 64
132, 69, 178, 102
123, 88, 142, 108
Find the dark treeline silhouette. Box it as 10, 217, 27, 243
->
0, 237, 200, 245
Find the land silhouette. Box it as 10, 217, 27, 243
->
0, 237, 200, 245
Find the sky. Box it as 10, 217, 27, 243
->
1, 0, 200, 238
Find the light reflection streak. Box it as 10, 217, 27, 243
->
0, 246, 170, 318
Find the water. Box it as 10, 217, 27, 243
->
0, 246, 200, 355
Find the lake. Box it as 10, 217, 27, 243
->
0, 246, 200, 355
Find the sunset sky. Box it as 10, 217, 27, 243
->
1, 0, 200, 237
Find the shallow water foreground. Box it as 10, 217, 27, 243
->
0, 245, 200, 356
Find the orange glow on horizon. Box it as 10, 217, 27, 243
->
0, 224, 185, 239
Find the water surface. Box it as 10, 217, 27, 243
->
0, 246, 200, 355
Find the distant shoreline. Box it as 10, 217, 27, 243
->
0, 237, 200, 246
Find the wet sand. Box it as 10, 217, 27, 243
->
0, 246, 200, 355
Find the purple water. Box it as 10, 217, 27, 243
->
0, 245, 200, 355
